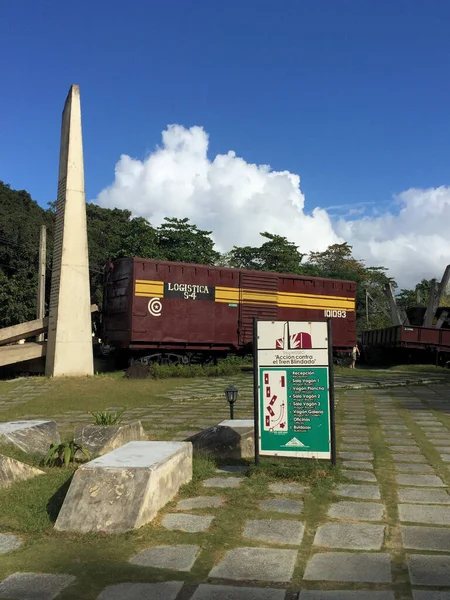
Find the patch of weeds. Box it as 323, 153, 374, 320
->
89, 408, 126, 425
248, 456, 341, 490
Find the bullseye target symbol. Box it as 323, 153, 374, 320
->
148, 297, 162, 317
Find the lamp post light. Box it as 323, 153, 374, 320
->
225, 384, 238, 419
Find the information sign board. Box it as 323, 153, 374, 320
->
254, 320, 336, 462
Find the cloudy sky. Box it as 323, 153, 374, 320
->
2, 1, 450, 289
97, 124, 450, 288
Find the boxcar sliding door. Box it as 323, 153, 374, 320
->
238, 271, 278, 346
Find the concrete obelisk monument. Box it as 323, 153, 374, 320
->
45, 85, 93, 376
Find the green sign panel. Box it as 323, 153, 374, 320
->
255, 321, 333, 460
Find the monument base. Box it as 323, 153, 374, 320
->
74, 421, 147, 456
0, 454, 44, 488
188, 419, 255, 459
54, 441, 193, 533
0, 420, 60, 456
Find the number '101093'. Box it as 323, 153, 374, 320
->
324, 310, 347, 318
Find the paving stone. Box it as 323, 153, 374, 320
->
243, 519, 304, 545
303, 552, 392, 583
394, 463, 435, 473
130, 545, 199, 571
390, 446, 421, 453
327, 501, 384, 521
342, 461, 374, 470
215, 465, 248, 474
0, 533, 22, 554
340, 444, 370, 451
0, 573, 76, 599
335, 484, 381, 500
436, 446, 450, 453
412, 592, 450, 600
400, 525, 450, 551
299, 593, 395, 599
396, 474, 445, 487
428, 438, 450, 444
399, 504, 450, 525
392, 454, 428, 463
97, 581, 184, 600
342, 469, 377, 482
314, 523, 385, 550
162, 513, 214, 532
398, 488, 450, 504
268, 482, 308, 495
339, 452, 373, 460
259, 498, 303, 514
440, 454, 450, 462
191, 584, 286, 599
209, 547, 297, 582
387, 438, 418, 445
407, 554, 450, 586
203, 477, 243, 489
176, 496, 225, 510
342, 437, 369, 443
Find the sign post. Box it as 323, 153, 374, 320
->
253, 318, 336, 465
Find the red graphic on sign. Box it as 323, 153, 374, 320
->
263, 371, 288, 432
266, 387, 271, 397
264, 374, 269, 384
281, 376, 285, 387
269, 395, 277, 406
276, 331, 312, 349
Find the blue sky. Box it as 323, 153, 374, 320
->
2, 1, 450, 285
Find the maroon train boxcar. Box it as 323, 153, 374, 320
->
102, 257, 357, 364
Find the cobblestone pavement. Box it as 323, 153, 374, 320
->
1, 380, 450, 598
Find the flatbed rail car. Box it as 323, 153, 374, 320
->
360, 325, 450, 365
102, 257, 357, 365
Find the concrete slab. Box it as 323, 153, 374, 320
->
0, 420, 60, 456
441, 454, 450, 462
209, 547, 297, 582
303, 552, 392, 583
394, 464, 435, 473
188, 420, 254, 459
162, 513, 214, 532
340, 445, 370, 452
412, 592, 450, 600
401, 525, 450, 551
0, 533, 22, 554
342, 461, 374, 470
268, 482, 308, 495
342, 470, 377, 482
191, 584, 286, 599
397, 488, 450, 504
0, 454, 44, 488
407, 554, 450, 586
392, 454, 427, 463
55, 441, 193, 533
335, 484, 381, 500
390, 446, 420, 452
176, 496, 225, 510
314, 523, 385, 550
399, 504, 450, 525
97, 582, 184, 600
0, 573, 75, 599
299, 593, 395, 600
130, 545, 199, 571
339, 452, 373, 460
259, 498, 304, 514
74, 421, 146, 456
396, 474, 445, 487
327, 501, 384, 521
243, 519, 304, 545
203, 477, 242, 488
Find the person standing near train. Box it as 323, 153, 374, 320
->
350, 343, 360, 368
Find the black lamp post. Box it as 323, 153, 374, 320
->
225, 384, 238, 419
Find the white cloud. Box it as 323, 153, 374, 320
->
96, 124, 450, 289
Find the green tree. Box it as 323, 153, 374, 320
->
225, 232, 305, 273
156, 217, 220, 265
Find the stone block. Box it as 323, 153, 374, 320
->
339, 452, 373, 460
335, 484, 381, 500
191, 585, 286, 599
130, 545, 199, 571
299, 593, 395, 600
392, 454, 427, 463
394, 464, 434, 473
0, 454, 44, 488
188, 419, 254, 459
398, 504, 450, 525
303, 552, 392, 583
396, 474, 445, 487
390, 445, 420, 453
327, 501, 384, 521
413, 592, 450, 600
97, 582, 183, 600
74, 421, 146, 456
243, 519, 304, 545
162, 514, 214, 532
342, 461, 373, 470
397, 488, 450, 504
407, 554, 450, 586
314, 523, 385, 550
342, 470, 377, 482
55, 441, 192, 533
0, 420, 60, 456
259, 498, 303, 514
0, 573, 75, 600
209, 547, 297, 582
401, 525, 450, 551
176, 496, 225, 510
0, 533, 22, 554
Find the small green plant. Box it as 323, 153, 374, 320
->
89, 408, 126, 425
44, 440, 90, 467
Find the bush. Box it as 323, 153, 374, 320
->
124, 357, 252, 379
